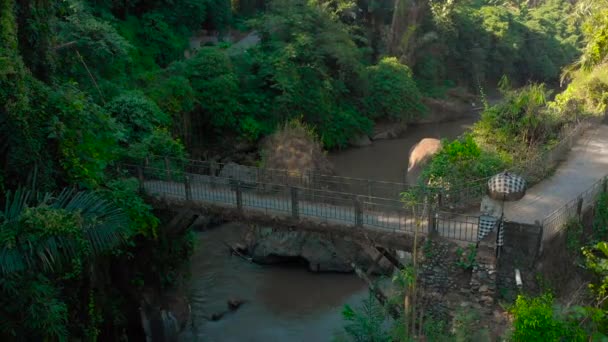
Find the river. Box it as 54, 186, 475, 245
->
181, 117, 476, 341
328, 117, 477, 182
180, 223, 368, 342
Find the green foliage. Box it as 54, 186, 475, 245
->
125, 128, 187, 162
246, 0, 375, 148
146, 75, 195, 119
419, 135, 507, 191
185, 47, 241, 131
99, 178, 159, 239
139, 12, 188, 67
57, 8, 133, 82
416, 0, 580, 88
48, 84, 123, 188
593, 193, 608, 242
554, 65, 608, 116
455, 244, 478, 271
583, 242, 608, 308
510, 294, 586, 342
565, 218, 584, 254
473, 82, 559, 152
0, 273, 69, 340
0, 189, 128, 275
364, 57, 426, 120
105, 91, 170, 142
341, 292, 391, 342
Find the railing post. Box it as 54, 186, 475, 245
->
164, 157, 172, 181
137, 166, 144, 192
353, 195, 363, 227
236, 180, 243, 211
576, 197, 583, 219
437, 191, 443, 208
291, 187, 299, 219
210, 161, 218, 188
428, 198, 437, 236
535, 220, 544, 260
184, 176, 192, 201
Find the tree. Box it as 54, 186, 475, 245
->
365, 57, 426, 120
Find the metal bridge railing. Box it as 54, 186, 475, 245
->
134, 155, 428, 202
435, 120, 591, 211
119, 163, 481, 242
541, 175, 608, 252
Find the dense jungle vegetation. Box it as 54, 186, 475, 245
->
1, 0, 607, 340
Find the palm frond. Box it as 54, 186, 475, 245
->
0, 188, 130, 275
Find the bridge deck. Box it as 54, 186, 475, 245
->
143, 178, 480, 242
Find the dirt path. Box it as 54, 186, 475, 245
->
503, 123, 608, 224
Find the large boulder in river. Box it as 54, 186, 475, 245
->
406, 138, 442, 185
244, 227, 394, 273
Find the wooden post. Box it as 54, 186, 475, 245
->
437, 191, 443, 208
137, 166, 144, 192
184, 176, 192, 201
290, 187, 299, 219
576, 197, 583, 219
236, 181, 243, 211
354, 196, 363, 227
164, 157, 172, 181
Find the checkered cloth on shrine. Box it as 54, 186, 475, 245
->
487, 172, 526, 197
478, 215, 504, 246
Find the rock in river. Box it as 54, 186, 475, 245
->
244, 227, 393, 273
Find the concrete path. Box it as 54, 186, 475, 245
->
504, 123, 608, 224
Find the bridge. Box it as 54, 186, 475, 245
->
121, 120, 608, 251
121, 159, 480, 246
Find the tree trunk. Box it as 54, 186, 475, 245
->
389, 0, 426, 67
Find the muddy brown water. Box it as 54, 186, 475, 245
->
328, 117, 477, 182
182, 118, 475, 341
180, 223, 368, 341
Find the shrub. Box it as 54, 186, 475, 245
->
105, 91, 170, 141
185, 47, 241, 131
473, 82, 559, 153
510, 294, 586, 342
420, 135, 507, 190
365, 57, 426, 121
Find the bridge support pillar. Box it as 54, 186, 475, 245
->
236, 181, 243, 211
184, 176, 192, 201
290, 187, 299, 219
354, 196, 363, 227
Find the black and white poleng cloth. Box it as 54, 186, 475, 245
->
478, 215, 504, 246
